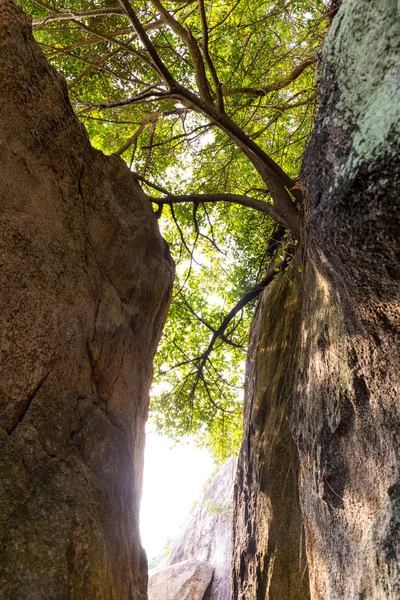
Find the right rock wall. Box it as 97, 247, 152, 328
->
232, 2, 400, 599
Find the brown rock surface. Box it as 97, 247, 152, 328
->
294, 2, 400, 597
232, 2, 400, 599
0, 1, 174, 598
232, 269, 309, 600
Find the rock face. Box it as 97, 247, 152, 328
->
232, 270, 309, 599
148, 560, 214, 600
0, 2, 174, 598
168, 457, 237, 600
232, 2, 400, 600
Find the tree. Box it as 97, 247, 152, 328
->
22, 0, 332, 459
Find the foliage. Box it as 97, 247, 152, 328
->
20, 0, 332, 460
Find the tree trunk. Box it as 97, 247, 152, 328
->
232, 2, 400, 598
0, 1, 174, 598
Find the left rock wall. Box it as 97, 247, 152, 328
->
0, 1, 174, 597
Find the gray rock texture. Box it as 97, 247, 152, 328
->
148, 560, 214, 600
232, 2, 400, 599
295, 2, 400, 597
0, 1, 174, 598
232, 270, 309, 600
168, 457, 237, 600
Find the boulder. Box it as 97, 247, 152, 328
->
148, 560, 214, 600
168, 457, 237, 600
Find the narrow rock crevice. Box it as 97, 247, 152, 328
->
7, 370, 52, 435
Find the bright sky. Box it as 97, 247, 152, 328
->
140, 428, 215, 561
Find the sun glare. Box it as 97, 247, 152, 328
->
140, 427, 215, 564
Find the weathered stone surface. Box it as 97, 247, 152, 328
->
148, 560, 214, 600
0, 1, 174, 598
232, 269, 309, 600
232, 2, 400, 599
168, 457, 237, 600
295, 2, 400, 598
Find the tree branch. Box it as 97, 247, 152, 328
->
116, 123, 148, 156
69, 0, 303, 237
149, 0, 214, 104
75, 86, 168, 110
140, 123, 211, 150
178, 294, 243, 348
133, 173, 171, 196
32, 7, 124, 25
117, 0, 177, 86
206, 258, 288, 359
67, 43, 135, 90
197, 0, 224, 111
141, 119, 157, 177
250, 95, 315, 139
223, 59, 314, 97
189, 254, 290, 402
42, 27, 132, 57
148, 192, 281, 224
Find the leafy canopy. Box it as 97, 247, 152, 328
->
21, 0, 331, 460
